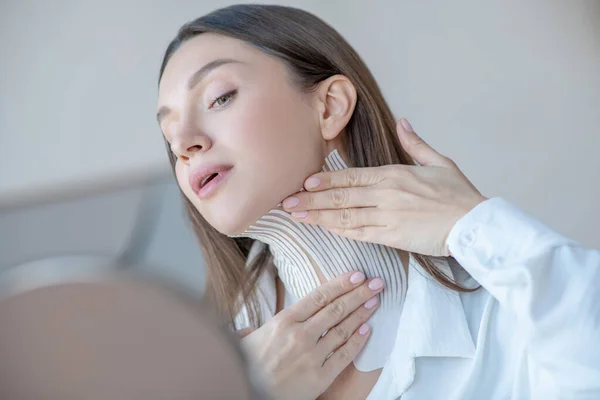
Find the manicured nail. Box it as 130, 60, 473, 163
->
358, 324, 370, 335
401, 118, 413, 133
350, 272, 365, 284
282, 197, 300, 209
349, 271, 365, 284
291, 211, 308, 219
368, 278, 384, 291
305, 177, 320, 189
364, 297, 378, 310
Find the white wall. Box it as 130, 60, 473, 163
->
0, 184, 142, 268
1, 0, 598, 273
0, 180, 206, 293
140, 181, 206, 292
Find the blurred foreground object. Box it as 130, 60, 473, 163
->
0, 259, 265, 399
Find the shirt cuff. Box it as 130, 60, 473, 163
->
446, 198, 573, 275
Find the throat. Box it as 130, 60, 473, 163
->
230, 150, 408, 372
239, 208, 405, 309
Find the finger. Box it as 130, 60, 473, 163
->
300, 167, 386, 193
327, 225, 383, 244
285, 271, 366, 322
283, 187, 380, 212
290, 207, 387, 230
321, 324, 371, 378
307, 278, 384, 337
317, 295, 378, 358
397, 118, 454, 168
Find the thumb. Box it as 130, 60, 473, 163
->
236, 327, 256, 338
397, 118, 453, 167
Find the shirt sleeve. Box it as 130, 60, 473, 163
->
447, 197, 600, 396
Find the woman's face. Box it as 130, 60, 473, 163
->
158, 34, 331, 235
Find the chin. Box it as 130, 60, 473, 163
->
201, 188, 288, 236
205, 204, 260, 237
206, 215, 246, 237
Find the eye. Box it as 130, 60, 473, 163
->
209, 90, 237, 109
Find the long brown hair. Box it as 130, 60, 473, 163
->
158, 4, 472, 328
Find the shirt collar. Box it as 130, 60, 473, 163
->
396, 256, 476, 359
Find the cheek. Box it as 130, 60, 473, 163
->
229, 90, 323, 168
192, 88, 325, 234
234, 91, 323, 193
175, 162, 195, 203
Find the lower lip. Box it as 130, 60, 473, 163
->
196, 169, 232, 199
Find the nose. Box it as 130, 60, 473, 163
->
170, 126, 213, 164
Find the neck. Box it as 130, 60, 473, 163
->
232, 150, 408, 372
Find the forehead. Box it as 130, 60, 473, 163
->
158, 33, 278, 98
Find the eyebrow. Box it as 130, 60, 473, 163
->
156, 58, 244, 124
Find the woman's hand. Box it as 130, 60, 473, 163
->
281, 119, 487, 257
241, 271, 384, 400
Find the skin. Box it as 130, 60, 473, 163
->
282, 119, 488, 257
158, 30, 487, 400
240, 271, 384, 400
158, 33, 379, 399
157, 33, 355, 236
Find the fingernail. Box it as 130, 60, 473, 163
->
282, 197, 300, 209
401, 118, 413, 133
291, 211, 308, 219
364, 297, 378, 309
368, 278, 384, 291
358, 324, 370, 335
349, 271, 365, 284
305, 177, 320, 189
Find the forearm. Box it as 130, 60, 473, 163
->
447, 198, 600, 394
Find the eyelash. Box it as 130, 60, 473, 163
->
209, 90, 237, 109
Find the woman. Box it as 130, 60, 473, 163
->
156, 4, 600, 399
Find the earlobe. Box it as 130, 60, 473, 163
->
317, 75, 357, 140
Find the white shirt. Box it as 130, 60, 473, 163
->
239, 198, 600, 399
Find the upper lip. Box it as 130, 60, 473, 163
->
189, 163, 233, 194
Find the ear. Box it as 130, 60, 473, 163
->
315, 75, 357, 141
